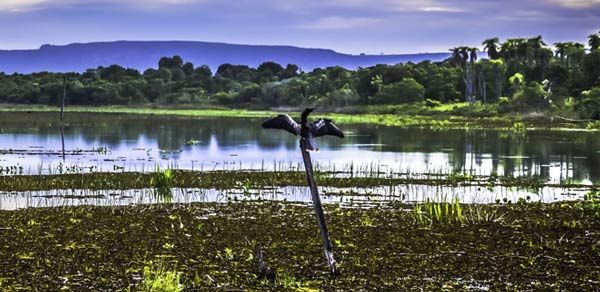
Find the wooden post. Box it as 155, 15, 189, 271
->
300, 138, 337, 275
60, 75, 66, 122
60, 125, 66, 161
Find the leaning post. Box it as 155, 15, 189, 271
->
300, 138, 337, 275
262, 108, 343, 275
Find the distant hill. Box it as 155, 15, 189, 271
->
0, 41, 450, 74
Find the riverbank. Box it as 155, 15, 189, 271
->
0, 104, 595, 131
0, 200, 598, 290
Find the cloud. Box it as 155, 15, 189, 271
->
0, 0, 47, 12
325, 0, 464, 13
418, 6, 463, 13
550, 0, 600, 9
295, 16, 384, 30
0, 0, 206, 12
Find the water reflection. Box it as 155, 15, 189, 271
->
0, 112, 598, 184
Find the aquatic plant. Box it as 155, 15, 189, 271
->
576, 188, 600, 217
151, 167, 175, 202
412, 197, 464, 225
0, 169, 590, 192
140, 262, 184, 292
586, 121, 600, 130
509, 121, 527, 135
152, 167, 174, 190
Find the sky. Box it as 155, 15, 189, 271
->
0, 0, 598, 54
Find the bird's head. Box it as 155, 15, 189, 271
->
301, 108, 314, 123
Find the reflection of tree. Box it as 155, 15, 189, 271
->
2, 112, 599, 182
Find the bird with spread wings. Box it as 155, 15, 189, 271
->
261, 108, 344, 151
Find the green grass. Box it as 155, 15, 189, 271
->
1, 103, 595, 131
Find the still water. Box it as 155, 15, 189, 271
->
0, 112, 599, 184
0, 112, 598, 209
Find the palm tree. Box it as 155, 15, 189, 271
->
465, 47, 479, 103
554, 42, 585, 69
554, 42, 568, 65
527, 35, 546, 64
566, 42, 585, 69
501, 38, 526, 64
449, 46, 476, 103
589, 33, 600, 52
527, 36, 550, 79
482, 38, 500, 59
468, 47, 479, 63
449, 47, 466, 67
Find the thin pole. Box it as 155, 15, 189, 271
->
60, 75, 66, 122
60, 125, 66, 161
300, 138, 337, 275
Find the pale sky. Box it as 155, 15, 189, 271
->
0, 0, 598, 54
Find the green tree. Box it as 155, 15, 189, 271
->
158, 56, 184, 69
372, 78, 424, 104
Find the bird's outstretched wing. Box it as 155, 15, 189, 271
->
262, 115, 301, 136
310, 119, 344, 138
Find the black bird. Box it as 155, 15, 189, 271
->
255, 244, 276, 282
261, 108, 344, 151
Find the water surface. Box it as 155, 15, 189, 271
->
1, 112, 598, 185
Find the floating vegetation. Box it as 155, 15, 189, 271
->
0, 148, 105, 156
0, 201, 598, 290
184, 139, 201, 146
0, 170, 592, 193
0, 165, 24, 175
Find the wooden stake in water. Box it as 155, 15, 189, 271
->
300, 138, 337, 275
60, 75, 66, 122
60, 75, 67, 160
60, 125, 66, 161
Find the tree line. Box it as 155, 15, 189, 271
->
1, 32, 599, 119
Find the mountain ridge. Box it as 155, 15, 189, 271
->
0, 40, 451, 74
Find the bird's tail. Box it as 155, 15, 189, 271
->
303, 136, 319, 152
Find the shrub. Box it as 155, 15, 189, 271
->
575, 87, 600, 120
372, 78, 425, 104
511, 81, 549, 110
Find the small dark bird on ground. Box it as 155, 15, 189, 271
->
255, 244, 276, 282
261, 108, 344, 151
